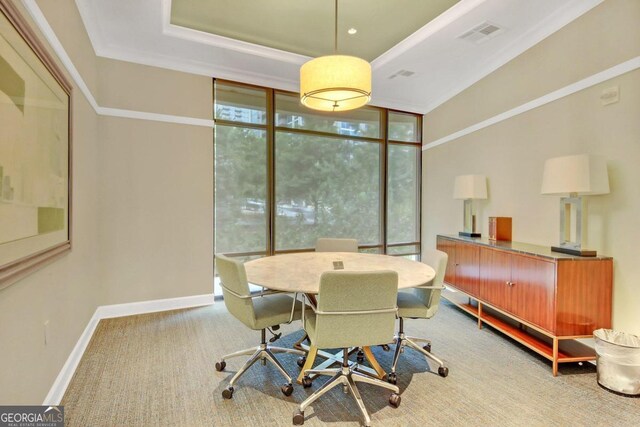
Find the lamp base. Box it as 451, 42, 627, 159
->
551, 246, 597, 257
459, 231, 481, 238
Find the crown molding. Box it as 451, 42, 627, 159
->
371, 0, 487, 70
40, 0, 606, 118
23, 0, 99, 111
370, 95, 428, 115
75, 0, 303, 96
95, 43, 300, 94
423, 56, 640, 151
22, 0, 215, 128
73, 0, 101, 56
422, 0, 604, 113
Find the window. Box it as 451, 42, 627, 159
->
214, 81, 422, 279
275, 92, 381, 138
214, 83, 268, 257
214, 126, 267, 254
275, 132, 382, 250
387, 112, 421, 258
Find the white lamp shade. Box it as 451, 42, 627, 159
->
300, 55, 371, 112
453, 175, 488, 200
541, 154, 610, 195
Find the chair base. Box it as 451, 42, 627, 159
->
216, 329, 305, 398
294, 350, 400, 426
390, 318, 448, 382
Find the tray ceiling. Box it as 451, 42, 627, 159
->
75, 0, 603, 113
170, 0, 461, 62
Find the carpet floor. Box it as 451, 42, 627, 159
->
62, 301, 640, 426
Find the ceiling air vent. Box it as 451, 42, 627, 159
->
388, 69, 415, 80
458, 22, 505, 44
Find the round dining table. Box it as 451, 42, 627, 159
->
245, 252, 435, 293
244, 252, 435, 382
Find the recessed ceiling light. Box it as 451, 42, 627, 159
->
347, 28, 357, 35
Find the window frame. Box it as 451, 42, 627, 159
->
386, 114, 423, 257
213, 79, 422, 259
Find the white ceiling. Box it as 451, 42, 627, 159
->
75, 0, 602, 114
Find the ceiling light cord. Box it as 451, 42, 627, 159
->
334, 0, 338, 54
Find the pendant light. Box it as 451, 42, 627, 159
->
300, 0, 371, 112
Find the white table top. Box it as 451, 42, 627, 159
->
245, 252, 435, 294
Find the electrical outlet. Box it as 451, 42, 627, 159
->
44, 320, 50, 345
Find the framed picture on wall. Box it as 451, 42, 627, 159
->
0, 0, 72, 289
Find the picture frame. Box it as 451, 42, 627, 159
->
0, 0, 72, 289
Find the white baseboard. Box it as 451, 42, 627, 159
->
42, 311, 101, 406
97, 293, 215, 319
42, 293, 215, 405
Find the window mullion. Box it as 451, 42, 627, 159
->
267, 88, 276, 257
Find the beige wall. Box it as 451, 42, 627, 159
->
97, 117, 213, 305
95, 39, 213, 305
422, 0, 640, 335
97, 58, 212, 119
0, 0, 101, 403
0, 0, 214, 403
95, 43, 214, 305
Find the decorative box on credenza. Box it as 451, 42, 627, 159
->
489, 217, 512, 241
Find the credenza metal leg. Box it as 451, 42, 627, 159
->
552, 337, 559, 377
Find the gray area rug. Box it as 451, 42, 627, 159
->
62, 301, 640, 426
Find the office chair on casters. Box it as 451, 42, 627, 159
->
293, 270, 401, 427
387, 249, 449, 385
313, 237, 380, 361
214, 254, 305, 399
293, 236, 362, 360
315, 237, 359, 253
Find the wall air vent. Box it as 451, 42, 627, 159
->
458, 22, 505, 44
387, 69, 415, 80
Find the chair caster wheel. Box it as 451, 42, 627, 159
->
215, 361, 226, 372
293, 410, 305, 425
356, 349, 365, 363
387, 372, 397, 385
438, 366, 449, 377
382, 344, 391, 351
297, 357, 306, 368
222, 387, 234, 399
423, 343, 432, 353
302, 375, 313, 388
389, 393, 401, 408
281, 383, 294, 396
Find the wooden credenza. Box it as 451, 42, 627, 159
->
436, 235, 613, 376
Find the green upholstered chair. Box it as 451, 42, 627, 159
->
214, 254, 305, 399
293, 270, 401, 427
387, 249, 449, 384
315, 237, 359, 253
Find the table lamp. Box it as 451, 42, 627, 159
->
453, 174, 487, 238
541, 154, 609, 256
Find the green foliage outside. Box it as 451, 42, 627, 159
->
214, 104, 419, 256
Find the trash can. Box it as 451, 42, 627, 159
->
594, 329, 640, 396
